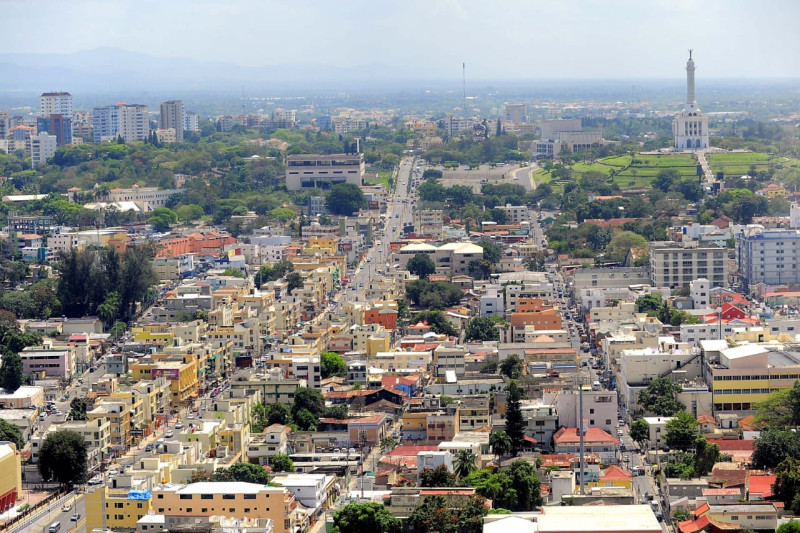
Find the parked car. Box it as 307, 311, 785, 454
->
88, 477, 103, 485
145, 444, 153, 452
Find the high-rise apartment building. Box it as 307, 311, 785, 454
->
39, 92, 73, 118
36, 114, 72, 146
159, 100, 184, 141
649, 241, 728, 289
183, 111, 199, 132
735, 226, 800, 292
31, 132, 58, 167
0, 111, 10, 138
92, 104, 149, 142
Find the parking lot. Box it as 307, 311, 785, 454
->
437, 163, 534, 192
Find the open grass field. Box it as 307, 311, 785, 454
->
707, 152, 800, 178
536, 152, 699, 192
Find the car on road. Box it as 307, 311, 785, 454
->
61, 504, 72, 512
55, 410, 64, 416
623, 454, 629, 462
88, 477, 103, 485
186, 413, 195, 419
165, 430, 174, 438
175, 422, 184, 429
145, 444, 153, 452
70, 513, 80, 521
107, 469, 119, 476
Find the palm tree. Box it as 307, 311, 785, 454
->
489, 431, 511, 460
453, 449, 477, 479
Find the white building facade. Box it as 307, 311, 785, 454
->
673, 51, 709, 150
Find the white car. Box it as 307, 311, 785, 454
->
175, 422, 184, 429
87, 477, 103, 485
61, 504, 72, 512
107, 469, 119, 476
165, 430, 174, 438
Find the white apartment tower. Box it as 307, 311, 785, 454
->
184, 111, 199, 132
40, 92, 73, 118
159, 100, 185, 141
92, 103, 149, 142
673, 51, 709, 150
31, 132, 58, 167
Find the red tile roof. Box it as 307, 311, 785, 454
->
748, 474, 776, 499
553, 427, 619, 445
382, 375, 419, 388
707, 439, 755, 451
601, 465, 632, 481
697, 414, 715, 425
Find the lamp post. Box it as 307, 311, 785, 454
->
715, 306, 723, 340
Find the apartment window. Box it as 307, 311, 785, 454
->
179, 494, 191, 500
201, 494, 213, 499
223, 494, 236, 500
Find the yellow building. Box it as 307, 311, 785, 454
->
87, 393, 143, 449
0, 444, 21, 512
303, 237, 338, 256
131, 323, 175, 344
585, 465, 633, 491
366, 334, 390, 356
152, 482, 296, 533
219, 423, 250, 456
131, 357, 198, 409
707, 343, 800, 413
86, 486, 153, 532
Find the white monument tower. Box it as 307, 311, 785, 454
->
673, 50, 709, 150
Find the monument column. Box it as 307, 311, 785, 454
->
686, 50, 696, 105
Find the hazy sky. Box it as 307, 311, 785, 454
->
2, 0, 799, 79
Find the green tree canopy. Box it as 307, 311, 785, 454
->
774, 458, 800, 515
327, 183, 367, 216
0, 352, 25, 393
500, 354, 523, 380
409, 495, 488, 533
605, 231, 648, 262
412, 310, 459, 337
38, 430, 88, 487
465, 316, 499, 342
270, 454, 295, 472
0, 419, 23, 448
453, 449, 478, 479
286, 272, 304, 294
755, 381, 800, 428
489, 431, 511, 459
664, 412, 700, 451
333, 502, 401, 533
292, 388, 325, 418
753, 428, 800, 469
630, 418, 650, 446
505, 380, 526, 456
405, 280, 463, 310
407, 253, 436, 280
69, 397, 89, 421
477, 239, 501, 263
419, 465, 456, 487
638, 377, 684, 416
635, 293, 663, 314
778, 520, 800, 533
321, 352, 346, 379
217, 462, 270, 484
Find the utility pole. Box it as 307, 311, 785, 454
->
579, 375, 585, 495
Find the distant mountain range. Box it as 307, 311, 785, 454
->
0, 47, 442, 92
